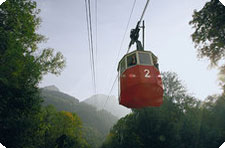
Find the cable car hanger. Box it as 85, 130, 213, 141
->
128, 0, 150, 52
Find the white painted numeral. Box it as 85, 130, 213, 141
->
144, 69, 150, 78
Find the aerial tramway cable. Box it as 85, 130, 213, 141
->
88, 0, 97, 93
84, 0, 93, 77
116, 0, 137, 62
95, 0, 98, 66
139, 0, 150, 23
95, 0, 98, 93
103, 0, 137, 109
85, 0, 97, 93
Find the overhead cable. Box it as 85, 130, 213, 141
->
85, 0, 97, 93
107, 0, 137, 88
139, 0, 150, 22
116, 0, 137, 61
88, 0, 97, 93
84, 0, 93, 79
103, 0, 137, 110
103, 73, 118, 109
95, 0, 98, 93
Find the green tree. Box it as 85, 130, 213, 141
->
82, 126, 104, 148
102, 72, 199, 148
39, 106, 89, 148
0, 0, 65, 147
189, 2, 225, 146
200, 94, 225, 147
102, 72, 225, 148
189, 0, 225, 90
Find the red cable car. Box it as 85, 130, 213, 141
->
117, 50, 163, 108
117, 19, 163, 108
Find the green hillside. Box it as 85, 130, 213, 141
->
40, 87, 118, 148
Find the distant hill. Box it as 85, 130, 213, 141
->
43, 85, 60, 92
83, 94, 130, 118
41, 86, 79, 107
40, 86, 118, 148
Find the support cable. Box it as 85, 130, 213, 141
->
85, 0, 97, 93
95, 0, 98, 93
116, 0, 137, 61
103, 73, 118, 109
88, 0, 97, 93
103, 0, 137, 109
95, 0, 98, 64
139, 0, 150, 23
85, 0, 94, 86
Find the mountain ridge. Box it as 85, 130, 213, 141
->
82, 94, 130, 118
40, 86, 118, 133
40, 86, 118, 148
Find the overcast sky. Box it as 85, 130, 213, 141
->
37, 0, 222, 101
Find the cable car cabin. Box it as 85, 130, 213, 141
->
117, 50, 163, 108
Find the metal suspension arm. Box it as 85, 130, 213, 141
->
128, 0, 150, 51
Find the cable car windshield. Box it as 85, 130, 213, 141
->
127, 53, 137, 67
139, 52, 151, 65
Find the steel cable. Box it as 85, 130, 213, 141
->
85, 0, 97, 93
103, 0, 137, 110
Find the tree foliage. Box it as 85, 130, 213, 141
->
41, 88, 118, 148
41, 88, 118, 137
101, 72, 225, 148
189, 0, 225, 90
0, 0, 65, 88
0, 0, 65, 147
189, 0, 225, 66
37, 106, 89, 148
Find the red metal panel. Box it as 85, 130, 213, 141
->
119, 65, 163, 108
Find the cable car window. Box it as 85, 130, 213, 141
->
127, 53, 137, 67
139, 53, 151, 65
120, 59, 126, 74
152, 54, 159, 69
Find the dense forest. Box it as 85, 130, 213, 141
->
0, 0, 224, 148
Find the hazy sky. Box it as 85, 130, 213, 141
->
37, 0, 222, 101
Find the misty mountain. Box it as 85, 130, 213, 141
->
40, 86, 118, 148
83, 94, 130, 118
41, 85, 79, 107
